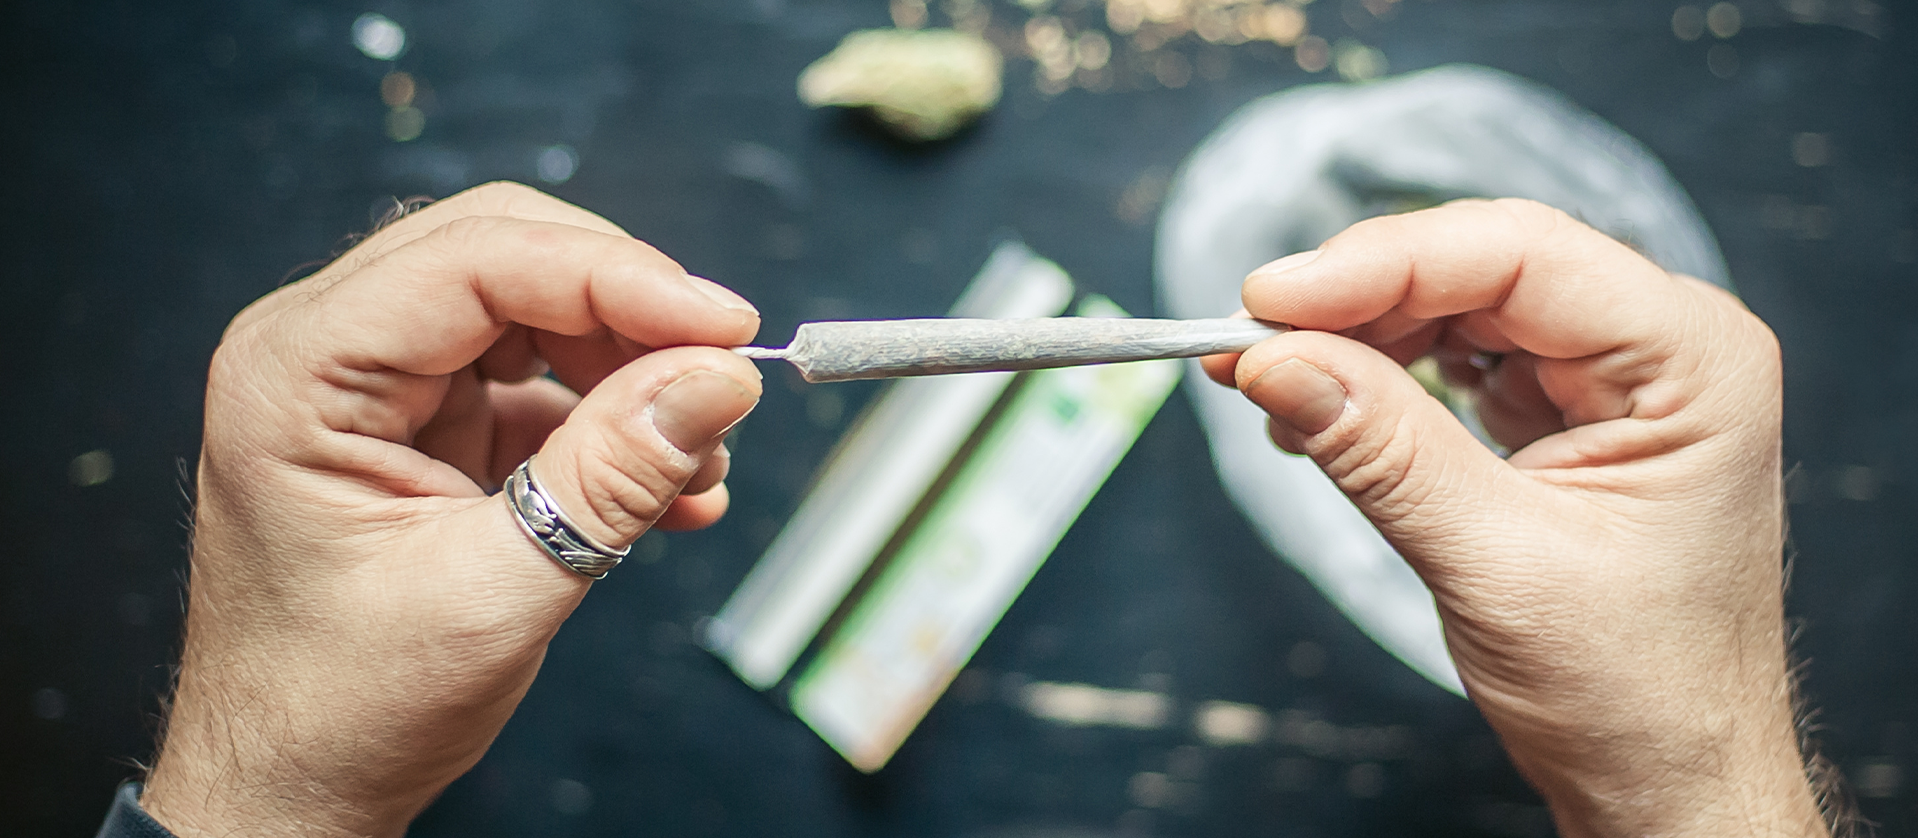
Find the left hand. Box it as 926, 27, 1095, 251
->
141, 182, 763, 837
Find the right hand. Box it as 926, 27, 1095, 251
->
1205, 199, 1827, 837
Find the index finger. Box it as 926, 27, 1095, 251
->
1240, 198, 1687, 362
240, 182, 633, 331
279, 215, 759, 382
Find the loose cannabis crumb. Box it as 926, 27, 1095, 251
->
798, 28, 1003, 142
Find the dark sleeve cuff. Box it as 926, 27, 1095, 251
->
95, 782, 179, 838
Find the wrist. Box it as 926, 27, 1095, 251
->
143, 732, 410, 838
1543, 764, 1827, 838
1507, 707, 1827, 838
142, 662, 422, 838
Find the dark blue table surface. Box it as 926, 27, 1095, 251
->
3, 1, 1913, 835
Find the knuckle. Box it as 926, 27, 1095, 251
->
1737, 308, 1782, 361
1312, 411, 1430, 526
216, 308, 264, 351
1485, 197, 1577, 241
222, 294, 277, 338
207, 316, 296, 401
416, 216, 525, 277
1686, 275, 1776, 349
1342, 207, 1419, 242
570, 440, 689, 539
1684, 279, 1782, 387
203, 330, 328, 462
461, 180, 548, 214
1724, 309, 1784, 400
430, 214, 510, 251
206, 336, 252, 390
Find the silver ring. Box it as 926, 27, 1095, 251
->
504, 455, 626, 580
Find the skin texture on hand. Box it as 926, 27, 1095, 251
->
140, 182, 763, 838
1204, 199, 1827, 837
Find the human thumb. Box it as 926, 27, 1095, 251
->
426, 346, 761, 633
1234, 330, 1520, 570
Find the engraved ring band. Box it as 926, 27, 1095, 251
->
504, 455, 628, 580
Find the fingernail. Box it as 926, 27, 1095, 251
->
1248, 249, 1321, 279
1244, 358, 1347, 436
685, 275, 759, 315
651, 370, 760, 453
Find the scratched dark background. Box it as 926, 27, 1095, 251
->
3, 0, 1914, 835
